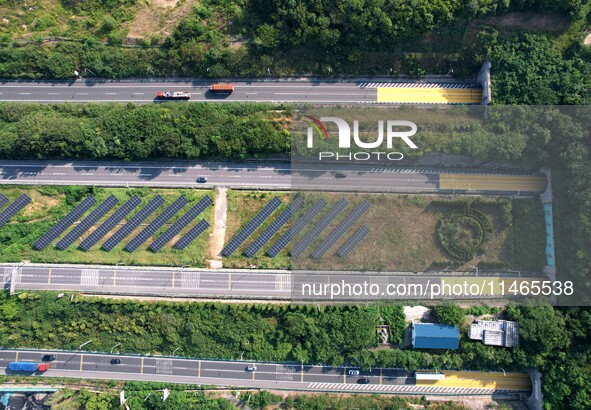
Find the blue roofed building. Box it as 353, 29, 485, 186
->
412, 323, 460, 350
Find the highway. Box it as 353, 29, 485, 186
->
0, 349, 530, 395
0, 79, 482, 104
3, 263, 539, 301
0, 160, 546, 194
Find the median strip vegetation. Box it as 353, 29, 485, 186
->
0, 103, 291, 161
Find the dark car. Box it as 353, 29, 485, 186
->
42, 354, 56, 362
335, 172, 347, 179
196, 176, 208, 183
110, 358, 122, 365
357, 378, 370, 384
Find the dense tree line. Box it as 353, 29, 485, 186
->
0, 0, 585, 79
0, 103, 290, 160
0, 293, 405, 366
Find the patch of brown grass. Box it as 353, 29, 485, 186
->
127, 0, 199, 40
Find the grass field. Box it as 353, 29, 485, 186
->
223, 190, 292, 269
222, 191, 545, 272
0, 186, 213, 267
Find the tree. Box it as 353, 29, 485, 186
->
433, 302, 464, 327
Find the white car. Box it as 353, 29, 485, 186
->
246, 365, 257, 371
348, 369, 360, 375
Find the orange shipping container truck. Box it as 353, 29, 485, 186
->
209, 83, 235, 92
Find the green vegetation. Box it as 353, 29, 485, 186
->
1, 0, 588, 85
436, 205, 493, 262
3, 292, 591, 409
43, 383, 455, 409
223, 190, 291, 269
0, 186, 212, 267
0, 103, 291, 160
0, 292, 405, 366
433, 303, 465, 328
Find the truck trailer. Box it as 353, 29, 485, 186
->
156, 91, 191, 99
209, 83, 234, 93
8, 362, 50, 372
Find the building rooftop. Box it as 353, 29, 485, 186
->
412, 323, 460, 350
469, 320, 519, 347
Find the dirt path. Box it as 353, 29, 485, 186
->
208, 188, 228, 269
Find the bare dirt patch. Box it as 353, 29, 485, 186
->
127, 0, 198, 40
208, 187, 227, 267
479, 12, 570, 33
584, 32, 591, 45
22, 192, 62, 218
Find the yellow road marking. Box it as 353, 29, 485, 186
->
377, 87, 482, 104
15, 352, 18, 361
113, 270, 117, 287
172, 271, 175, 288
228, 273, 231, 290
79, 354, 84, 371
301, 365, 304, 382
380, 368, 383, 385
252, 365, 256, 380
141, 357, 144, 374
198, 360, 201, 378
343, 368, 346, 384
440, 174, 547, 193
48, 268, 52, 284
416, 371, 532, 391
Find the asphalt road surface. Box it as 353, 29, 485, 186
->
0, 349, 530, 395
3, 264, 537, 301
0, 79, 481, 104
0, 160, 546, 194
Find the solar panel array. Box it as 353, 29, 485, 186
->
125, 196, 188, 252
266, 198, 326, 257
336, 226, 370, 257
102, 195, 164, 252
290, 198, 348, 257
0, 194, 31, 228
0, 194, 8, 209
34, 196, 96, 250
244, 197, 304, 257
79, 195, 142, 251
311, 200, 370, 259
149, 196, 213, 252
55, 195, 119, 250
174, 219, 210, 250
222, 197, 282, 257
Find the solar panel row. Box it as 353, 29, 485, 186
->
290, 198, 348, 257
79, 195, 142, 251
125, 196, 189, 252
0, 194, 31, 228
0, 194, 8, 209
56, 195, 119, 250
34, 196, 96, 250
221, 197, 282, 257
149, 196, 213, 252
310, 200, 370, 259
173, 219, 210, 250
336, 226, 370, 257
266, 198, 326, 257
244, 197, 304, 257
102, 195, 164, 252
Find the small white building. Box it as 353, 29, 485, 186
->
469, 320, 519, 347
